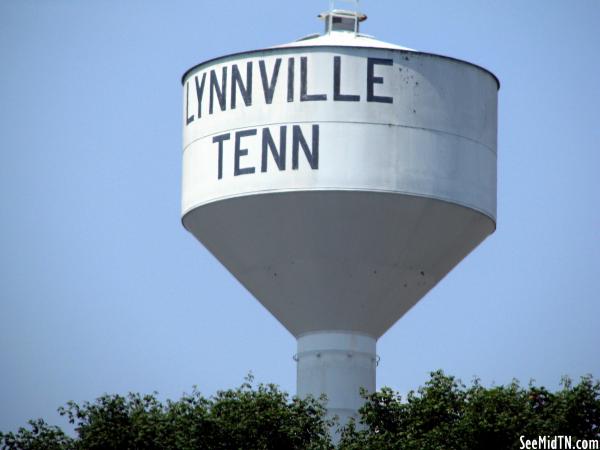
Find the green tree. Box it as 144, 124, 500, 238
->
338, 370, 600, 450
1, 375, 333, 450
0, 419, 74, 450
3, 372, 599, 449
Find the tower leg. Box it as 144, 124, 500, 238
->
296, 331, 377, 442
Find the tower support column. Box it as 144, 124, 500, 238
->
296, 331, 377, 438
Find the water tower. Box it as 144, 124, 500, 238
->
181, 0, 498, 433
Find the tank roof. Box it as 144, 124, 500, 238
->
180, 7, 499, 90
273, 30, 415, 51
273, 7, 414, 51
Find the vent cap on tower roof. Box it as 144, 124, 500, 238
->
319, 9, 367, 34
274, 0, 414, 51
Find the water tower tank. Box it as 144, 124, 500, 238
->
181, 3, 498, 432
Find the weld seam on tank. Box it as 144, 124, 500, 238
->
296, 350, 378, 359
293, 352, 380, 364
182, 120, 496, 156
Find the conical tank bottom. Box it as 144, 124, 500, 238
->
182, 190, 494, 339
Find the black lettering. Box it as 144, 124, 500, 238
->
333, 56, 360, 102
287, 58, 295, 103
292, 125, 319, 170
231, 62, 252, 109
259, 59, 281, 104
194, 73, 206, 119
209, 67, 227, 114
185, 82, 194, 125
212, 133, 230, 180
261, 126, 286, 172
234, 129, 257, 176
301, 57, 327, 101
367, 57, 393, 103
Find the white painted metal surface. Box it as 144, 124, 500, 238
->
181, 8, 498, 437
182, 50, 497, 219
277, 31, 414, 51
297, 331, 376, 436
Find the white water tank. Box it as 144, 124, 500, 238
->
181, 5, 498, 435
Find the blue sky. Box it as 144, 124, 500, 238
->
1, 0, 599, 433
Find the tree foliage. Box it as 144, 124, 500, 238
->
338, 370, 600, 450
1, 375, 332, 450
2, 371, 599, 449
0, 419, 74, 450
